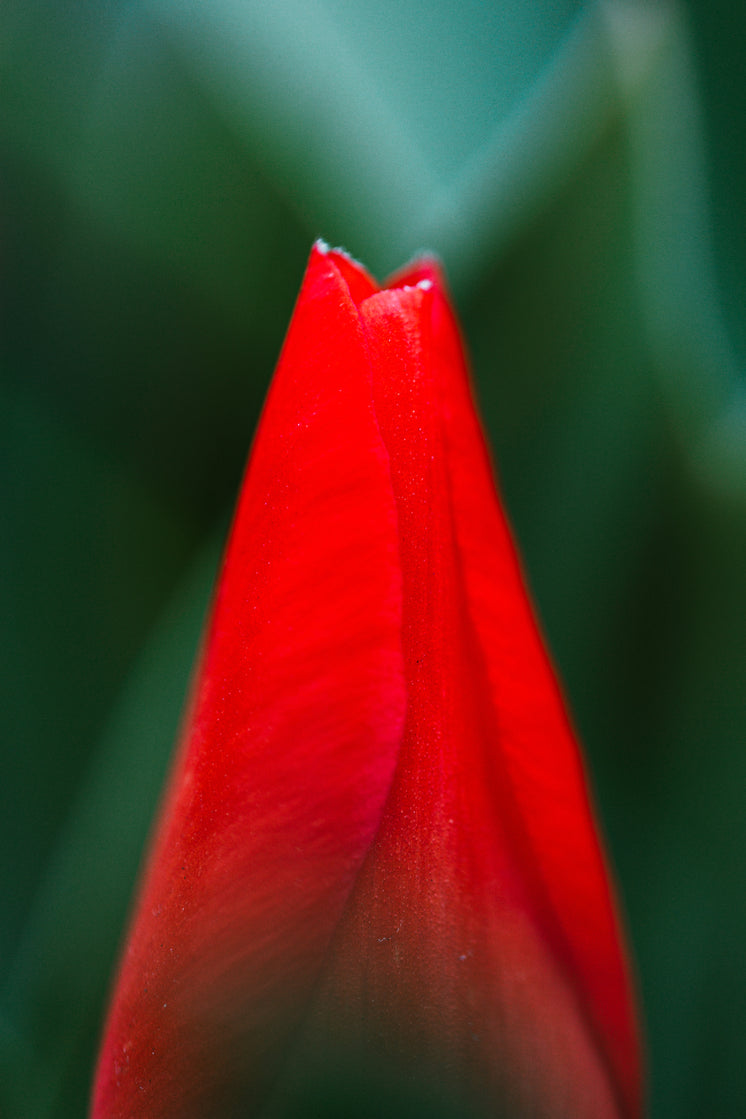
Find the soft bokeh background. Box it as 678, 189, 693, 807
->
1, 1, 745, 1116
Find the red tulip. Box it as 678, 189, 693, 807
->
91, 243, 642, 1119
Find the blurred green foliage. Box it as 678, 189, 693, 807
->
1, 1, 744, 1116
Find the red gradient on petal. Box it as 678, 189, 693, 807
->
91, 246, 406, 1117
428, 279, 642, 1118
273, 271, 641, 1119
91, 247, 642, 1119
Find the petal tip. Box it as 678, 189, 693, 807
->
316, 242, 379, 306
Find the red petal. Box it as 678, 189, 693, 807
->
280, 272, 641, 1118
91, 244, 406, 1117
430, 277, 642, 1118
92, 246, 642, 1119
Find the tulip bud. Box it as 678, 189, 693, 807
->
91, 243, 642, 1119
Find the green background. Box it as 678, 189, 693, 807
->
1, 1, 744, 1115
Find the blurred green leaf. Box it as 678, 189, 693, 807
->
0, 382, 195, 969
0, 535, 219, 1118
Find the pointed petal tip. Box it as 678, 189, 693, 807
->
325, 245, 379, 306
311, 239, 374, 278
385, 252, 447, 295
301, 241, 378, 308
311, 242, 446, 305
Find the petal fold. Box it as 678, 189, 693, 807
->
278, 268, 641, 1119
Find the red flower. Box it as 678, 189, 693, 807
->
91, 243, 642, 1118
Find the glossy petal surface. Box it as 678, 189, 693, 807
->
92, 245, 642, 1119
